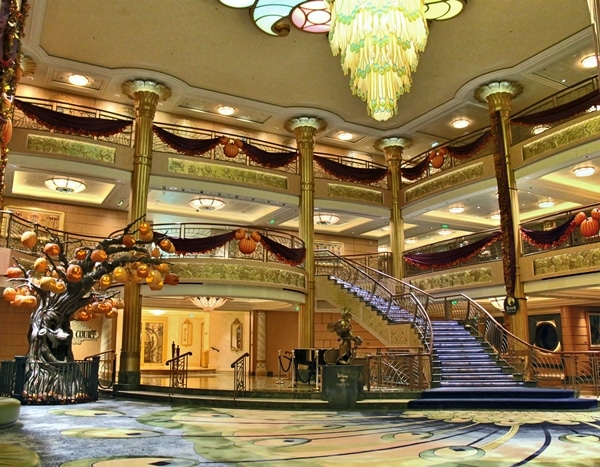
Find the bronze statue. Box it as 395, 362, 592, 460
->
324, 307, 362, 365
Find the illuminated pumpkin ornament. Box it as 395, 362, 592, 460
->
66, 264, 83, 282
580, 217, 599, 237
158, 238, 173, 253
223, 142, 240, 158
164, 272, 179, 285
20, 231, 37, 249
2, 287, 17, 301
112, 266, 129, 283
90, 249, 107, 263
44, 243, 61, 257
50, 280, 66, 294
573, 211, 587, 226
239, 236, 257, 255
138, 222, 154, 242
33, 257, 48, 273
6, 266, 23, 278
98, 274, 113, 289
74, 248, 88, 260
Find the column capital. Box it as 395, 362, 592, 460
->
284, 116, 327, 133
374, 137, 412, 151
475, 81, 523, 111
122, 79, 172, 102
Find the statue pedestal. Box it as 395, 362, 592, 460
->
321, 364, 364, 409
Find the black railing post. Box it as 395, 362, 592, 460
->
13, 355, 27, 400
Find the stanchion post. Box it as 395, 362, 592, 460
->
314, 349, 320, 391
290, 350, 296, 388
276, 349, 284, 385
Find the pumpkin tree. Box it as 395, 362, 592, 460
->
3, 219, 178, 402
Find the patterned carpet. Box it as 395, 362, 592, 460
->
2, 396, 600, 466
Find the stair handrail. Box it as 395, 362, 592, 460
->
315, 250, 433, 350
440, 293, 600, 395
231, 352, 250, 402
84, 349, 116, 389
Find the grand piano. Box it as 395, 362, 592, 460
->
293, 348, 328, 384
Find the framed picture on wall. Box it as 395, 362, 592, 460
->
143, 319, 168, 365
588, 312, 600, 347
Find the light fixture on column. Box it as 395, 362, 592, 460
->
314, 212, 340, 226
218, 0, 466, 122
189, 296, 230, 311
189, 197, 226, 211
44, 177, 86, 194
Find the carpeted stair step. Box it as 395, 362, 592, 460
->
407, 386, 598, 409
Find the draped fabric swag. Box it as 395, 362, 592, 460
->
155, 231, 306, 266
404, 232, 502, 269
13, 99, 133, 136
512, 89, 600, 126
314, 155, 388, 183
152, 125, 221, 156
520, 215, 577, 249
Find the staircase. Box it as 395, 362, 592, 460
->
409, 320, 598, 410
431, 320, 521, 388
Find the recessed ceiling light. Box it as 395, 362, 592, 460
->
44, 177, 86, 193
581, 54, 598, 69
337, 132, 353, 141
438, 228, 452, 236
537, 199, 555, 209
189, 197, 226, 211
68, 74, 89, 86
573, 166, 596, 177
405, 238, 417, 244
448, 205, 465, 214
217, 105, 236, 116
490, 213, 501, 220
451, 118, 470, 129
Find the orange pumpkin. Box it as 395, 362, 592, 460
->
580, 217, 599, 237
74, 248, 88, 260
20, 231, 37, 249
106, 309, 118, 319
149, 281, 164, 291
430, 151, 444, 169
223, 142, 240, 158
66, 264, 83, 282
122, 234, 136, 247
21, 295, 38, 309
233, 139, 244, 149
6, 266, 23, 278
239, 236, 257, 254
90, 249, 107, 263
2, 287, 17, 302
50, 280, 66, 294
136, 264, 150, 278
77, 310, 92, 321
44, 243, 61, 257
39, 277, 56, 291
33, 257, 48, 273
234, 228, 246, 240
592, 208, 600, 221
164, 272, 179, 285
158, 238, 173, 252
97, 301, 113, 314
251, 231, 262, 242
155, 262, 170, 273
573, 211, 587, 226
139, 222, 152, 234
218, 136, 230, 145
146, 270, 162, 286
150, 247, 161, 258
98, 274, 113, 289
113, 266, 128, 283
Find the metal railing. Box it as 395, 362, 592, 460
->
439, 294, 600, 396
165, 343, 192, 395
231, 352, 250, 402
0, 355, 99, 403
84, 350, 116, 390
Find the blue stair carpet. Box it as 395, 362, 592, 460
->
407, 387, 598, 410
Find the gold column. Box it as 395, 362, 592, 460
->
475, 81, 528, 341
119, 80, 171, 386
285, 117, 326, 348
375, 137, 411, 280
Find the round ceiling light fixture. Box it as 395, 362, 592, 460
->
581, 54, 598, 69
448, 205, 465, 214
216, 105, 236, 116
573, 166, 596, 177
451, 118, 470, 129
537, 199, 555, 209
44, 177, 86, 194
314, 212, 340, 226
189, 197, 226, 211
67, 74, 90, 86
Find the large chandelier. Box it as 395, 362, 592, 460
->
189, 197, 226, 211
218, 1, 466, 121
44, 177, 86, 194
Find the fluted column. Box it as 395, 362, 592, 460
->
119, 80, 171, 386
255, 311, 267, 376
475, 81, 528, 341
375, 137, 411, 280
285, 117, 326, 348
